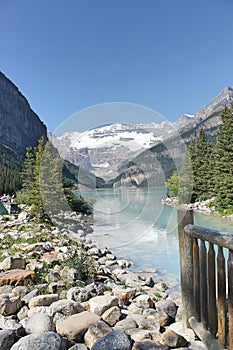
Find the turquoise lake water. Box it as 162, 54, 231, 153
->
83, 187, 233, 285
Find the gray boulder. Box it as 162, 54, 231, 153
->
10, 331, 67, 350
0, 329, 16, 350
0, 315, 23, 335
48, 299, 84, 317
155, 300, 177, 320
21, 288, 39, 305
132, 340, 169, 349
114, 317, 137, 332
91, 330, 131, 350
67, 287, 91, 303
25, 313, 55, 334
69, 345, 88, 350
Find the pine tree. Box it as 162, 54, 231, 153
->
29, 137, 46, 218
39, 141, 68, 218
20, 137, 92, 221
192, 128, 214, 201
21, 147, 35, 204
214, 103, 233, 213
178, 146, 194, 204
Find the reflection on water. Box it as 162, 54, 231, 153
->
83, 187, 233, 285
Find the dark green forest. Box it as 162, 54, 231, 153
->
0, 145, 22, 194
19, 138, 92, 220
2, 101, 233, 217
166, 102, 233, 214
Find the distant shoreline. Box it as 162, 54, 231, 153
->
161, 196, 233, 221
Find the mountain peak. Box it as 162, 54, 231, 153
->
0, 71, 47, 153
51, 85, 233, 182
217, 85, 233, 100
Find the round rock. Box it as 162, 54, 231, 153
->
25, 313, 55, 334
10, 332, 67, 350
56, 311, 100, 342
91, 330, 131, 350
28, 294, 59, 308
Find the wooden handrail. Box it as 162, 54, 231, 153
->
177, 209, 233, 349
184, 224, 233, 250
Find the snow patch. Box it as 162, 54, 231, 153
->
70, 125, 161, 152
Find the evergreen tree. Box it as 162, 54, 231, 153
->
178, 146, 194, 204
30, 137, 46, 218
214, 103, 233, 213
165, 171, 179, 197
0, 147, 22, 194
20, 137, 92, 221
39, 141, 68, 218
21, 147, 35, 204
192, 128, 214, 201
40, 140, 92, 218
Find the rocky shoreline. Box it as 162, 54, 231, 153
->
161, 197, 216, 215
0, 209, 208, 349
161, 196, 233, 221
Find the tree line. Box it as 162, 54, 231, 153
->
19, 137, 92, 221
0, 145, 22, 194
166, 102, 233, 214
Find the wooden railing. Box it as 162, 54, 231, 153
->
178, 209, 233, 350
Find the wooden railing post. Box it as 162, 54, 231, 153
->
177, 208, 194, 329
208, 243, 217, 338
217, 246, 226, 348
193, 238, 200, 322
183, 224, 233, 348
200, 240, 208, 328
228, 249, 233, 349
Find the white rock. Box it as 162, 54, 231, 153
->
25, 313, 55, 334
89, 295, 120, 316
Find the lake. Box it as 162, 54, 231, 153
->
83, 187, 233, 287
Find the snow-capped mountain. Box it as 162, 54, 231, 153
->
49, 86, 233, 182
50, 121, 178, 180
67, 122, 176, 151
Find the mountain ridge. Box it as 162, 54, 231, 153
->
113, 86, 233, 187
0, 71, 47, 154
1, 69, 232, 191
0, 71, 48, 192
50, 85, 233, 186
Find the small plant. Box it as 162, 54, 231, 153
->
119, 280, 126, 286
153, 291, 163, 301
17, 278, 36, 290
61, 246, 96, 282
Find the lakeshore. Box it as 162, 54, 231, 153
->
0, 207, 211, 350
162, 196, 233, 221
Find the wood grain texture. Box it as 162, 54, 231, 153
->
193, 238, 200, 322
177, 209, 194, 328
200, 239, 208, 328
208, 242, 217, 338
228, 249, 233, 350
217, 246, 226, 348
185, 225, 233, 250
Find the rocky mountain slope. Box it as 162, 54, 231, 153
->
0, 71, 47, 192
0, 71, 47, 154
50, 119, 193, 180
51, 86, 233, 187
114, 86, 233, 187
0, 71, 106, 193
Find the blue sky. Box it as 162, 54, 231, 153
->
1, 0, 233, 132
